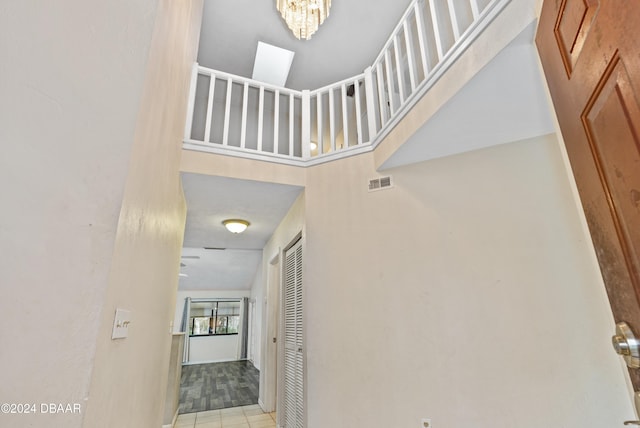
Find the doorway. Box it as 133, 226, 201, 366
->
173, 172, 304, 420
260, 253, 281, 412
178, 297, 259, 414
537, 0, 640, 391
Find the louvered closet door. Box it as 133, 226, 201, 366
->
283, 238, 304, 428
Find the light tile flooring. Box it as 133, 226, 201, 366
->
175, 404, 276, 428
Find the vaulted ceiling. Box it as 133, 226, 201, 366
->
180, 1, 554, 292
197, 0, 414, 90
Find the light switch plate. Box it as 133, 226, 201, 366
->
111, 308, 131, 339
421, 418, 432, 428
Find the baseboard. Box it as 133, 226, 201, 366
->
182, 358, 238, 365
259, 398, 279, 426
162, 408, 179, 428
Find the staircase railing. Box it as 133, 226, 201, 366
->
183, 0, 509, 166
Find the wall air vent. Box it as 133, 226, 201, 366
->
368, 176, 393, 192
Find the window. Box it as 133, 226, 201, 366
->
188, 300, 241, 336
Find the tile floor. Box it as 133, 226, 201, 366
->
174, 404, 276, 428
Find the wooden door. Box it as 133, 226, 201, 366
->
536, 0, 640, 387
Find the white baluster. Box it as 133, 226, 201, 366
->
414, 1, 430, 77
428, 0, 444, 60
204, 72, 216, 143
302, 90, 311, 158
375, 63, 387, 124
222, 77, 232, 146
274, 90, 280, 154
316, 92, 323, 155
470, 0, 480, 20
393, 35, 405, 104
240, 82, 248, 149
447, 0, 461, 41
329, 89, 336, 153
384, 51, 395, 114
364, 67, 378, 140
354, 78, 363, 145
257, 86, 264, 152
341, 83, 349, 149
403, 20, 417, 91
289, 93, 294, 156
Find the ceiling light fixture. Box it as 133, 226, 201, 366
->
276, 0, 331, 40
222, 219, 250, 234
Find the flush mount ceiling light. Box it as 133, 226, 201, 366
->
276, 0, 331, 40
222, 219, 250, 234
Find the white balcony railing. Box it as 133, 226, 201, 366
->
183, 0, 509, 166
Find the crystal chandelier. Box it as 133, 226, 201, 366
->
276, 0, 331, 40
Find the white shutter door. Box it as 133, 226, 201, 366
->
283, 239, 303, 427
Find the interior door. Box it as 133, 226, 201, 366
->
283, 238, 304, 428
536, 0, 640, 388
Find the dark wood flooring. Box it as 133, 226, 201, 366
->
178, 360, 260, 414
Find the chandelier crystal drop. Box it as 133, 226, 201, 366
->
276, 0, 331, 40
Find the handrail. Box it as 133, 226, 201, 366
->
184, 0, 509, 166
198, 66, 304, 97
310, 73, 365, 94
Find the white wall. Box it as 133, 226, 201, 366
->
303, 135, 634, 427
250, 263, 264, 370
0, 1, 201, 427
188, 335, 239, 363
174, 291, 251, 364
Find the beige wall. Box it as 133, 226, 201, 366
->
180, 149, 306, 187
0, 0, 199, 427
82, 1, 203, 426
259, 192, 306, 410
164, 333, 185, 426
0, 0, 202, 427
303, 134, 634, 427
